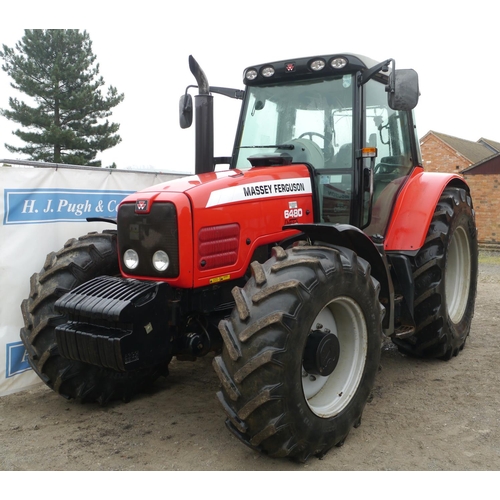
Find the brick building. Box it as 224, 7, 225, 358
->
420, 131, 500, 246
462, 157, 500, 247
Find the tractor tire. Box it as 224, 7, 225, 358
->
393, 187, 478, 360
213, 243, 383, 461
20, 231, 166, 404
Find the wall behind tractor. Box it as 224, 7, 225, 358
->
0, 163, 184, 397
420, 134, 500, 248
463, 172, 500, 246
420, 133, 472, 173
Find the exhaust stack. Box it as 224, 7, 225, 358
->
189, 55, 214, 175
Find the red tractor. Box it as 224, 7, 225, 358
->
21, 53, 478, 461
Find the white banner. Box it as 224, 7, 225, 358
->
0, 163, 183, 396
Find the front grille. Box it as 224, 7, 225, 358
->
198, 223, 239, 270
118, 202, 179, 278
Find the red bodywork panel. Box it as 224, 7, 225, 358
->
119, 165, 314, 288
384, 167, 468, 251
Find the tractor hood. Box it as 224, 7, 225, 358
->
117, 164, 315, 289
119, 166, 313, 212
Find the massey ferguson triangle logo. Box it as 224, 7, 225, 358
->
136, 200, 148, 212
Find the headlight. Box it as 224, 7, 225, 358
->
310, 59, 326, 71
152, 250, 170, 272
330, 57, 348, 69
261, 66, 275, 77
123, 249, 139, 270
245, 69, 258, 80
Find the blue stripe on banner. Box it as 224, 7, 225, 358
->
6, 341, 31, 377
3, 188, 133, 225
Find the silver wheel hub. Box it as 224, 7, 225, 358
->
445, 226, 471, 324
302, 296, 367, 418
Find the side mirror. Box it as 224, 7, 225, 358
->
179, 93, 193, 129
388, 69, 419, 111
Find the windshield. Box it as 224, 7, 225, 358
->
234, 76, 354, 170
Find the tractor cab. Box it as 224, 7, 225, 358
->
232, 54, 420, 234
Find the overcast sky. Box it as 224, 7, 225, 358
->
1, 1, 498, 173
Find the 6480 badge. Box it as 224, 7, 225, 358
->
284, 201, 303, 223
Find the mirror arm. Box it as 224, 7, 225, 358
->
358, 58, 393, 86
182, 85, 197, 111
183, 85, 244, 104
209, 86, 245, 100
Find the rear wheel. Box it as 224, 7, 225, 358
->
20, 231, 166, 404
393, 187, 478, 359
213, 243, 382, 461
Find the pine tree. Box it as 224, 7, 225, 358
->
0, 30, 124, 166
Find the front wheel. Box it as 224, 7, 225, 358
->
213, 244, 383, 461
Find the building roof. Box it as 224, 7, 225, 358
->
462, 152, 500, 174
478, 138, 500, 153
422, 131, 500, 164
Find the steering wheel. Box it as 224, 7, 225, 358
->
298, 132, 335, 165
299, 131, 326, 141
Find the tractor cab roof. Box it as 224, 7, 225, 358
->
243, 53, 388, 86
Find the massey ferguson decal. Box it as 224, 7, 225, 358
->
206, 178, 312, 208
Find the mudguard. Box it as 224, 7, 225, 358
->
384, 168, 470, 252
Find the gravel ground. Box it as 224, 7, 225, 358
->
1, 254, 499, 472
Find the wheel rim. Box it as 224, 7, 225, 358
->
302, 296, 367, 418
445, 226, 471, 324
